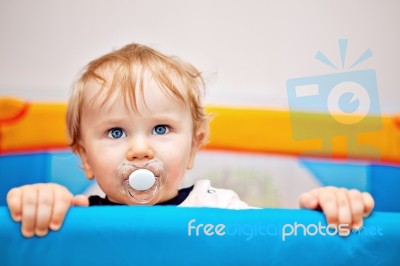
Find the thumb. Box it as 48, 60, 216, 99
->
71, 195, 89, 207
299, 192, 319, 209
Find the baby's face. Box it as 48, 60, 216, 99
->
78, 78, 198, 205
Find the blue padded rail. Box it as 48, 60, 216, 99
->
1, 206, 399, 266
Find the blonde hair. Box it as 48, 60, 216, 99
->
66, 43, 208, 153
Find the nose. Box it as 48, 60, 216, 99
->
126, 134, 155, 162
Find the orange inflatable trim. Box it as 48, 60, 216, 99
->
206, 106, 400, 163
1, 98, 399, 163
0, 98, 68, 153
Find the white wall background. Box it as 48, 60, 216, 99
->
1, 0, 399, 114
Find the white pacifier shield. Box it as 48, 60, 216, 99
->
128, 169, 156, 191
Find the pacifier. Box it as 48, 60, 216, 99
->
116, 159, 167, 204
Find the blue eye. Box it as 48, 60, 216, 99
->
152, 125, 169, 135
108, 128, 126, 139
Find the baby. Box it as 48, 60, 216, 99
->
7, 43, 374, 238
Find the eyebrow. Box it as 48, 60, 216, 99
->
94, 113, 183, 127
92, 117, 128, 127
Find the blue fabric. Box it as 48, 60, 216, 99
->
370, 164, 400, 212
1, 206, 399, 266
0, 153, 48, 205
300, 159, 369, 191
301, 159, 400, 212
0, 151, 91, 205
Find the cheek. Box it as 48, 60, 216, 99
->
162, 142, 193, 185
85, 145, 123, 179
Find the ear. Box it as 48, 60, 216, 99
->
77, 146, 95, 180
187, 128, 206, 170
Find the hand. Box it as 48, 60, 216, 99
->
299, 187, 374, 234
6, 183, 89, 238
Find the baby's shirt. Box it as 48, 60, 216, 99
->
179, 179, 249, 209
88, 179, 249, 209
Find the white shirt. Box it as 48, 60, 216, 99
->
179, 179, 250, 209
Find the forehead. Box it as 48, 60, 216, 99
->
81, 74, 189, 116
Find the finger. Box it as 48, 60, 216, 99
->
72, 195, 89, 207
6, 187, 23, 222
316, 188, 338, 225
362, 192, 375, 217
348, 189, 364, 230
21, 185, 39, 238
299, 191, 319, 209
35, 185, 55, 237
299, 191, 320, 209
335, 188, 352, 236
49, 186, 73, 231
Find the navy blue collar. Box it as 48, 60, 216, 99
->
88, 185, 194, 206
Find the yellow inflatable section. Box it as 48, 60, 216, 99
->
206, 106, 400, 163
0, 98, 67, 152
1, 98, 399, 163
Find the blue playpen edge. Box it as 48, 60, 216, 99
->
0, 206, 399, 266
